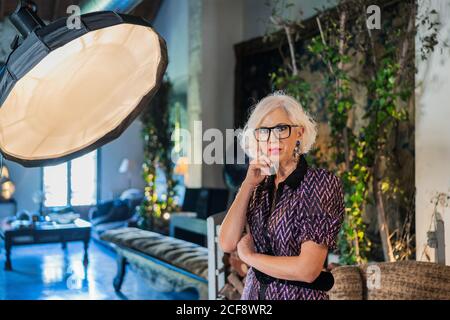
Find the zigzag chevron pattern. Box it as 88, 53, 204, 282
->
241, 166, 345, 300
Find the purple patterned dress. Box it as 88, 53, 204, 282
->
241, 155, 345, 300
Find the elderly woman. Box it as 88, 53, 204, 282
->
218, 92, 345, 300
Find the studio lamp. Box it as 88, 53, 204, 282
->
0, 1, 168, 167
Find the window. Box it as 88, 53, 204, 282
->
42, 150, 98, 207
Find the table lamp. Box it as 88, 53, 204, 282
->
118, 158, 133, 189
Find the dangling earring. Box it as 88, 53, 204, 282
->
293, 140, 301, 160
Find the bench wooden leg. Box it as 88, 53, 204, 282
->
113, 256, 128, 292
4, 244, 12, 271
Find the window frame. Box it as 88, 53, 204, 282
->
41, 149, 101, 208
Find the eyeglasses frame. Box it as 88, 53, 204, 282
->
253, 124, 300, 142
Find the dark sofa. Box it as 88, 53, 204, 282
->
89, 189, 144, 242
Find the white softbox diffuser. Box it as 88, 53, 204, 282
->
0, 9, 168, 167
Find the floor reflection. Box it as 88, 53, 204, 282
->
0, 241, 198, 300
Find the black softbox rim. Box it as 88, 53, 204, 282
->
0, 11, 168, 167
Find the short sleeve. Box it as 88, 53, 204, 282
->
299, 172, 345, 251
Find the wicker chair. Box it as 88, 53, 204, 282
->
329, 261, 450, 300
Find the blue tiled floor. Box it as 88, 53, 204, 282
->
0, 241, 198, 300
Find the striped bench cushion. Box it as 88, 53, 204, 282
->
101, 227, 208, 279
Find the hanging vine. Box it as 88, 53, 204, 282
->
308, 5, 371, 264
266, 0, 415, 264
138, 78, 179, 232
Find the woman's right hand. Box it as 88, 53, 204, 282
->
243, 155, 273, 188
220, 155, 271, 253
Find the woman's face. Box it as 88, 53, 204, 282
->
255, 107, 304, 165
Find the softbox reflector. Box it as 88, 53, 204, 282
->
0, 10, 168, 167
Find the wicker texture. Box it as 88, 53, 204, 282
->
330, 261, 450, 300
360, 261, 450, 300
329, 266, 363, 300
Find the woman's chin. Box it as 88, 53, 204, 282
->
268, 154, 282, 163
270, 154, 292, 165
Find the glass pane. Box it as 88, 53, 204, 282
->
43, 163, 68, 207
70, 151, 97, 206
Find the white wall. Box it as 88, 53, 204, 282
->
200, 0, 244, 188
154, 0, 244, 188
416, 0, 450, 264
153, 0, 189, 81
99, 120, 145, 201
4, 160, 41, 213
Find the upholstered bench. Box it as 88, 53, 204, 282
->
101, 227, 208, 299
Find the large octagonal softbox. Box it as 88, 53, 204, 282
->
0, 1, 168, 167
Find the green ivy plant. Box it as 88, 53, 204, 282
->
138, 78, 179, 232
307, 24, 371, 264
267, 0, 415, 264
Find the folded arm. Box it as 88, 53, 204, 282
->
239, 238, 328, 283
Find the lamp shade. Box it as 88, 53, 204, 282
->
0, 3, 168, 167
1, 179, 15, 200
118, 158, 130, 173
0, 165, 9, 179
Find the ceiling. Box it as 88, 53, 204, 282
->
0, 0, 163, 22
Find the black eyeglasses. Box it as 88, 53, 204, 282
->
254, 124, 299, 142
